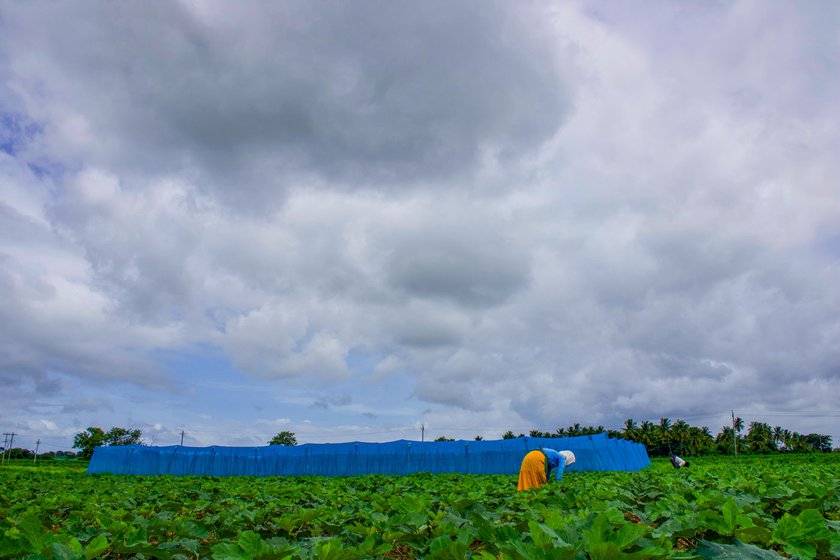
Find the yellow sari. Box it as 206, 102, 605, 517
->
517, 449, 547, 491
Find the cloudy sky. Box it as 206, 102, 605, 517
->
2, 1, 839, 452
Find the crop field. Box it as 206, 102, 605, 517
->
1, 454, 838, 559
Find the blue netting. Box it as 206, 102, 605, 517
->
87, 435, 651, 476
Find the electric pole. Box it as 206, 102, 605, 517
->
1, 433, 7, 464
421, 424, 425, 442
180, 430, 185, 446
34, 439, 40, 463
2, 433, 15, 464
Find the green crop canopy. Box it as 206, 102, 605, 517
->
87, 434, 650, 476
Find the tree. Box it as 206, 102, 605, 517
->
268, 431, 298, 446
622, 418, 637, 441
745, 422, 776, 454
474, 435, 483, 441
6, 448, 34, 459
715, 426, 736, 454
434, 436, 454, 442
637, 421, 655, 447
670, 420, 690, 455
73, 426, 145, 459
105, 427, 143, 447
773, 426, 785, 449
803, 433, 832, 452
73, 427, 107, 459
502, 431, 523, 439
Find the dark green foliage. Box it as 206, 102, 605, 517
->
72, 426, 143, 459
516, 418, 832, 457
1, 455, 838, 559
268, 431, 298, 446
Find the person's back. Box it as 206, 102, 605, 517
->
670, 454, 689, 469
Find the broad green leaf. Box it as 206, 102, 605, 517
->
426, 536, 470, 560
235, 531, 266, 556
314, 538, 362, 560
614, 522, 647, 549
51, 542, 83, 560
735, 525, 772, 545
696, 539, 785, 559
211, 541, 250, 560
721, 498, 738, 535
84, 534, 108, 560
528, 521, 570, 550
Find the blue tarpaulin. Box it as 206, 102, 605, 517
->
87, 434, 650, 476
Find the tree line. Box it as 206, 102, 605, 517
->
489, 418, 834, 456
69, 427, 299, 459
5, 421, 832, 461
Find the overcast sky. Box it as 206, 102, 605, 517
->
2, 1, 839, 452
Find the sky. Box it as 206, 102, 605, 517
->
1, 1, 839, 453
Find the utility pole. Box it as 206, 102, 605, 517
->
2, 433, 16, 464
421, 424, 425, 442
180, 430, 185, 446
731, 410, 738, 458
34, 439, 40, 463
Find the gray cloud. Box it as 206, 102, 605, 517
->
385, 216, 531, 307
1, 1, 838, 444
1, 1, 571, 210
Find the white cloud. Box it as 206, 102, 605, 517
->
0, 1, 838, 446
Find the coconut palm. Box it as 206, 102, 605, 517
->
623, 418, 638, 441
656, 418, 672, 455
746, 421, 776, 453
638, 421, 655, 448
671, 420, 690, 455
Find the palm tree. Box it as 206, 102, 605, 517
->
782, 429, 792, 451
715, 426, 736, 454
657, 418, 672, 455
671, 420, 690, 455
623, 418, 637, 441
773, 426, 784, 449
700, 427, 714, 453
746, 421, 775, 453
638, 421, 655, 448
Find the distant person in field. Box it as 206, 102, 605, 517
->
517, 448, 575, 491
670, 454, 690, 469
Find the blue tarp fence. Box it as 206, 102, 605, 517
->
88, 434, 650, 476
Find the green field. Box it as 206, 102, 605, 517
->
1, 455, 838, 559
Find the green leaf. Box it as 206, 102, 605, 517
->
721, 498, 738, 535
696, 539, 785, 559
587, 541, 623, 560
314, 538, 362, 560
60, 537, 83, 556
771, 509, 834, 560
614, 522, 647, 549
84, 534, 109, 560
735, 525, 772, 545
528, 521, 570, 550
51, 542, 83, 560
235, 531, 265, 556
426, 536, 470, 560
211, 541, 250, 560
